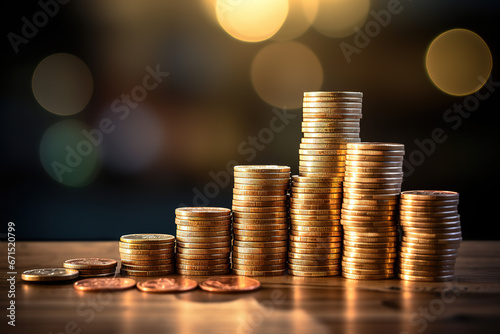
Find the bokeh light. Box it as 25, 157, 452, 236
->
40, 120, 101, 187
426, 29, 492, 96
101, 107, 163, 173
215, 0, 288, 42
311, 0, 370, 38
251, 41, 323, 109
32, 53, 93, 116
272, 0, 319, 41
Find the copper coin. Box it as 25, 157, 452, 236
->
232, 252, 286, 260
121, 269, 175, 276
22, 268, 79, 282
119, 241, 174, 249
234, 235, 288, 242
137, 277, 198, 292
74, 277, 136, 291
176, 268, 231, 276
232, 268, 286, 277
400, 190, 459, 201
63, 258, 117, 270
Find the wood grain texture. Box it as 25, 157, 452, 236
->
1, 241, 499, 333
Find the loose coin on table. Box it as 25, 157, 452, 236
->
22, 268, 79, 282
74, 277, 137, 291
200, 276, 261, 292
136, 277, 198, 292
63, 258, 117, 278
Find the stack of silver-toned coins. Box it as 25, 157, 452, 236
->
63, 258, 117, 278
399, 190, 462, 281
232, 165, 290, 276
341, 142, 404, 279
175, 207, 232, 275
288, 91, 362, 277
119, 234, 175, 276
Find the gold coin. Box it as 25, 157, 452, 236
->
232, 252, 286, 260
304, 91, 363, 97
233, 171, 290, 179
232, 258, 286, 266
400, 247, 459, 255
288, 264, 341, 271
290, 231, 341, 238
291, 220, 341, 228
345, 171, 404, 179
234, 235, 288, 242
176, 268, 231, 276
343, 235, 396, 243
175, 235, 231, 243
233, 229, 288, 236
234, 177, 290, 185
292, 184, 343, 191
298, 161, 346, 169
342, 267, 395, 275
302, 127, 359, 133
288, 258, 340, 265
342, 240, 397, 248
175, 241, 231, 249
291, 193, 342, 200
341, 220, 395, 227
233, 246, 288, 254
291, 214, 341, 221
120, 269, 175, 276
343, 251, 397, 259
347, 149, 405, 156
343, 181, 401, 189
402, 236, 462, 244
176, 253, 229, 260
121, 259, 174, 266
22, 268, 80, 282
302, 121, 359, 128
342, 272, 394, 280
233, 211, 287, 218
233, 223, 288, 231
118, 241, 174, 249
346, 142, 404, 150
232, 268, 286, 276
344, 176, 403, 183
346, 155, 403, 162
290, 208, 341, 215
400, 210, 458, 218
346, 166, 402, 174
63, 258, 117, 270
399, 252, 457, 261
398, 273, 454, 282
121, 263, 175, 271
398, 258, 456, 266
341, 214, 396, 222
342, 204, 397, 211
303, 113, 362, 120
399, 215, 461, 223
401, 226, 462, 234
301, 137, 360, 144
233, 183, 290, 190
232, 264, 286, 271
299, 155, 348, 163
341, 209, 397, 217
176, 247, 231, 255
291, 225, 342, 232
175, 207, 231, 217
342, 256, 396, 264
303, 132, 359, 138
175, 219, 231, 227
346, 160, 403, 167
342, 198, 398, 206
289, 235, 341, 243
232, 194, 288, 201
176, 230, 230, 237
342, 226, 396, 233
398, 268, 454, 276
234, 165, 291, 173
175, 258, 229, 265
289, 241, 342, 249
120, 254, 173, 261
176, 263, 230, 271
289, 247, 341, 255
303, 101, 362, 108
232, 200, 287, 207
402, 231, 462, 239
288, 270, 340, 277
232, 206, 287, 213
399, 198, 459, 206
233, 189, 286, 196
288, 252, 341, 260
400, 190, 459, 201
303, 96, 362, 102
120, 234, 175, 244
342, 246, 396, 254
119, 248, 173, 255
233, 240, 288, 248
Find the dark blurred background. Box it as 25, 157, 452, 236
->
1, 0, 498, 240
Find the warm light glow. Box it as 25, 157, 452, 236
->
216, 0, 289, 42
272, 0, 319, 41
311, 0, 370, 38
39, 120, 101, 187
426, 28, 492, 96
32, 53, 93, 116
251, 42, 323, 109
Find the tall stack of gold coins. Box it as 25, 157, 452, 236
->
399, 190, 462, 281
119, 234, 175, 276
175, 207, 232, 275
232, 165, 290, 276
341, 142, 404, 279
288, 91, 362, 277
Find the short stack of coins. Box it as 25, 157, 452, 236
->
175, 207, 232, 275
341, 142, 405, 280
398, 190, 462, 282
288, 91, 362, 277
63, 258, 117, 278
288, 175, 343, 276
232, 165, 290, 276
119, 234, 175, 276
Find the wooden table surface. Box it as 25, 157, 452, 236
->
1, 241, 499, 334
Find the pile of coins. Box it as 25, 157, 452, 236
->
63, 258, 117, 278
175, 207, 231, 275
119, 234, 175, 276
288, 91, 362, 276
399, 190, 462, 281
232, 165, 290, 276
341, 142, 404, 279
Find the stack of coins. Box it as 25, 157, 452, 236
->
300, 91, 362, 178
175, 207, 231, 276
341, 142, 404, 280
288, 91, 362, 277
288, 175, 343, 276
399, 190, 462, 282
232, 165, 290, 276
63, 258, 117, 278
119, 234, 175, 276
